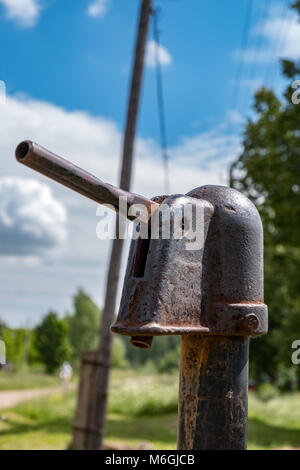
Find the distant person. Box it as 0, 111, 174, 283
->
59, 361, 72, 389
0, 339, 5, 369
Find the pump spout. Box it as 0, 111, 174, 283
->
15, 140, 159, 222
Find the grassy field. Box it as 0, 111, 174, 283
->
0, 370, 299, 450
0, 368, 61, 391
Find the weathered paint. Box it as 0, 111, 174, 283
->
178, 335, 249, 450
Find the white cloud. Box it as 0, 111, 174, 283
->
0, 178, 67, 255
0, 93, 239, 325
0, 95, 121, 187
0, 177, 66, 256
0, 0, 41, 27
146, 40, 172, 68
3, 255, 41, 266
87, 0, 109, 18
235, 5, 300, 64
261, 15, 300, 60
227, 109, 245, 125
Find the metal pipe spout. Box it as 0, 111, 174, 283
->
15, 140, 159, 223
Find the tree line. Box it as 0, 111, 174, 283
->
0, 288, 179, 375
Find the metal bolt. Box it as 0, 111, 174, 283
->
244, 313, 259, 329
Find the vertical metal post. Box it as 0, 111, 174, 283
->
178, 335, 249, 450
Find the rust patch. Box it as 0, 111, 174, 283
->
179, 335, 211, 449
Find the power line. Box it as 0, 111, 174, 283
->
228, 0, 254, 187
239, 0, 269, 116
228, 0, 254, 184
248, 0, 269, 84
230, 0, 255, 114
242, 0, 269, 114
152, 7, 170, 194
245, 0, 291, 94
268, 0, 292, 89
263, 0, 286, 85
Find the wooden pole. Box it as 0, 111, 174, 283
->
72, 0, 152, 450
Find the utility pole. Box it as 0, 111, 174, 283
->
72, 0, 152, 450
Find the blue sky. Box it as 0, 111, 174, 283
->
0, 0, 298, 326
0, 0, 293, 144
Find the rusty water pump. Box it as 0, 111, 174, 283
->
16, 140, 268, 450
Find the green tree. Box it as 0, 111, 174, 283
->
68, 289, 101, 364
124, 334, 180, 371
231, 2, 300, 387
112, 336, 129, 369
1, 327, 33, 369
35, 312, 72, 374
158, 344, 180, 374
0, 318, 5, 335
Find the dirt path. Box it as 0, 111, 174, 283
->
0, 387, 64, 410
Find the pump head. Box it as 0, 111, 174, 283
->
112, 185, 268, 348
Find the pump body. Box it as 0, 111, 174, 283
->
112, 185, 268, 342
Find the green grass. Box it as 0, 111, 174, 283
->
108, 372, 178, 416
0, 370, 299, 450
0, 369, 61, 391
248, 392, 300, 450
0, 391, 75, 450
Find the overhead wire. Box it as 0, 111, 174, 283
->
152, 6, 170, 194
262, 0, 287, 86
268, 0, 292, 90
244, 0, 291, 94
229, 0, 255, 187
240, 0, 269, 116
248, 0, 269, 86
230, 0, 255, 115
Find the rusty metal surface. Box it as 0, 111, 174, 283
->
112, 195, 214, 336
15, 140, 159, 222
178, 335, 249, 450
112, 185, 268, 338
